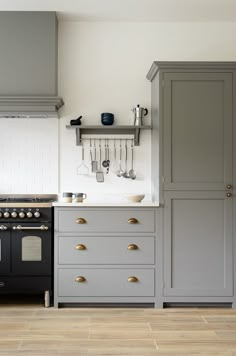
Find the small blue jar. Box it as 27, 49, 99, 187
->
101, 112, 114, 125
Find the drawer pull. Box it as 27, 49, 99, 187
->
127, 244, 138, 250
75, 244, 86, 251
75, 218, 87, 224
128, 218, 139, 224
75, 276, 86, 283
128, 276, 139, 283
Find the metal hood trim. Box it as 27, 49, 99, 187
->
0, 96, 64, 118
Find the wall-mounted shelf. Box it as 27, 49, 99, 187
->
66, 125, 152, 146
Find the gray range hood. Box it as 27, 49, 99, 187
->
0, 12, 64, 118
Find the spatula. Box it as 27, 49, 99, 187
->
96, 139, 104, 182
91, 139, 98, 173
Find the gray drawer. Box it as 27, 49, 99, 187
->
58, 268, 155, 297
58, 209, 155, 233
58, 236, 155, 265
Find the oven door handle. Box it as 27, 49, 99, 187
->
0, 225, 8, 231
12, 225, 49, 231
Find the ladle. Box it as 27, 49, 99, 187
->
116, 139, 124, 177
122, 139, 130, 178
129, 139, 136, 180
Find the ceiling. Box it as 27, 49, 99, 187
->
0, 0, 235, 22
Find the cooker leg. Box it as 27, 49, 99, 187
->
44, 290, 50, 308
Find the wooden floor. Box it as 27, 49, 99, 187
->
1, 297, 236, 355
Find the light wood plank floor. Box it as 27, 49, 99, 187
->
1, 297, 236, 355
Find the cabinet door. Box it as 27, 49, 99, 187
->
11, 224, 52, 275
163, 72, 232, 190
0, 229, 11, 275
163, 191, 233, 297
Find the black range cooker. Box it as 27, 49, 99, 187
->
0, 195, 56, 307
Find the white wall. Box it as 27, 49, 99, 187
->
0, 118, 59, 194
1, 21, 236, 199
58, 20, 236, 201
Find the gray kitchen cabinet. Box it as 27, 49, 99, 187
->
58, 209, 155, 233
147, 62, 236, 307
58, 268, 155, 297
163, 191, 233, 297
163, 72, 232, 191
58, 235, 155, 265
54, 207, 159, 307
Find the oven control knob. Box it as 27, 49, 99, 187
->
0, 212, 2, 218
11, 211, 17, 218
19, 211, 25, 219
27, 211, 33, 218
3, 211, 10, 218
34, 211, 40, 218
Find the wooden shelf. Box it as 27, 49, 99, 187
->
66, 125, 152, 146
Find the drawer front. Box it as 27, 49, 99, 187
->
58, 236, 155, 265
58, 268, 155, 297
58, 210, 155, 233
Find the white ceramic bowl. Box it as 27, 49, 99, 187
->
126, 194, 145, 203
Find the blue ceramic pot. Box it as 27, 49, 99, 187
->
101, 113, 114, 125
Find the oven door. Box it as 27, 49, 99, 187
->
11, 223, 52, 275
0, 224, 11, 275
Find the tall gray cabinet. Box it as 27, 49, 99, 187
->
147, 62, 236, 307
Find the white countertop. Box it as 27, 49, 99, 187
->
52, 201, 160, 207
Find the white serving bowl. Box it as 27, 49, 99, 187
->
126, 194, 145, 203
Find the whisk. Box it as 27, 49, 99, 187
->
77, 141, 89, 175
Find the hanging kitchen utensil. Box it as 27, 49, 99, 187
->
89, 138, 93, 170
91, 139, 98, 173
122, 139, 130, 178
102, 139, 109, 168
129, 139, 136, 180
77, 140, 89, 175
111, 139, 117, 172
116, 139, 124, 177
96, 139, 104, 182
106, 139, 110, 174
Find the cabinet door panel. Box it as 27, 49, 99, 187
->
163, 72, 232, 190
164, 191, 233, 296
58, 209, 155, 233
58, 268, 155, 297
58, 236, 155, 265
0, 230, 11, 275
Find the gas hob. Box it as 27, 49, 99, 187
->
0, 195, 57, 220
0, 195, 57, 208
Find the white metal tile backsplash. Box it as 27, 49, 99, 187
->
0, 118, 58, 194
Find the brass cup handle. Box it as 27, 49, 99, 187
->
75, 218, 87, 224
75, 276, 86, 283
127, 244, 138, 250
128, 218, 139, 224
128, 276, 139, 283
227, 184, 232, 190
75, 244, 86, 250
227, 193, 232, 197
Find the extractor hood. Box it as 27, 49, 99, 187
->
0, 12, 64, 118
